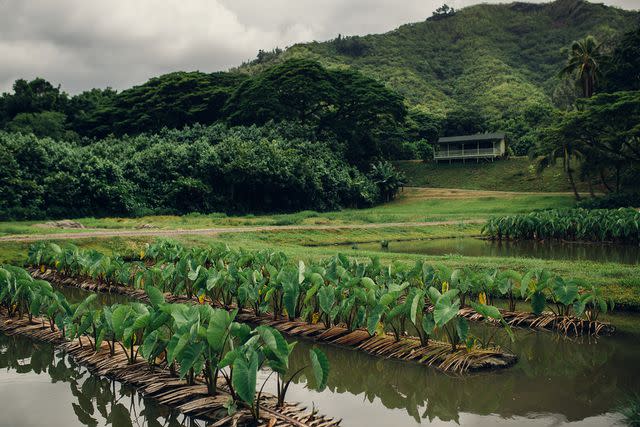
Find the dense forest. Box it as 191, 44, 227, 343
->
0, 0, 639, 220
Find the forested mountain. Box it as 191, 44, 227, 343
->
239, 0, 638, 152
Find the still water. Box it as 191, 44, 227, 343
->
337, 237, 640, 264
1, 288, 639, 426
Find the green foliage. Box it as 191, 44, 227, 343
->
578, 193, 640, 209
483, 208, 640, 244
225, 58, 407, 165
0, 263, 331, 422
0, 122, 382, 219
6, 111, 74, 140
241, 0, 638, 155
603, 25, 640, 92
30, 239, 590, 354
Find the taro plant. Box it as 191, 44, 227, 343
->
496, 270, 522, 312
429, 286, 468, 352
574, 285, 614, 321
549, 276, 580, 317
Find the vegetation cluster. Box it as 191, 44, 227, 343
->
0, 263, 330, 422
29, 240, 615, 346
483, 208, 640, 244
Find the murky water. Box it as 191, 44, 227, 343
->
3, 285, 639, 426
0, 333, 196, 427
279, 312, 640, 426
337, 237, 640, 264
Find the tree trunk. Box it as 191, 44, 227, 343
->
599, 169, 613, 193
567, 168, 581, 200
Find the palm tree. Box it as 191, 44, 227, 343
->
531, 119, 584, 200
560, 36, 604, 98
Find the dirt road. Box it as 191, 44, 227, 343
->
0, 219, 484, 243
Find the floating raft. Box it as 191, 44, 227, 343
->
30, 268, 517, 373
457, 306, 615, 336
0, 308, 341, 427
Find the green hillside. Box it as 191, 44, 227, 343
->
394, 158, 592, 192
239, 0, 637, 149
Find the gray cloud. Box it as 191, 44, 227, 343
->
0, 0, 636, 94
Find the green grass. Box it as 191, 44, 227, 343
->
394, 158, 591, 192
0, 190, 574, 237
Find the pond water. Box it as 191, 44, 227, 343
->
0, 333, 194, 427
335, 237, 640, 264
3, 286, 639, 426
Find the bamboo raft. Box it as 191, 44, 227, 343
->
29, 268, 518, 373
0, 307, 341, 427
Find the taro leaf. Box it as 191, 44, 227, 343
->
531, 291, 546, 316
318, 286, 335, 315
553, 278, 579, 306
456, 317, 469, 342
309, 272, 324, 287
218, 348, 240, 369
179, 342, 204, 379
145, 285, 165, 307
283, 282, 299, 319
207, 309, 232, 353
410, 291, 424, 325
367, 304, 385, 336
433, 296, 460, 327
470, 302, 502, 320
232, 350, 258, 405
230, 322, 252, 344
141, 330, 159, 359
422, 314, 436, 336
111, 305, 130, 337
309, 348, 329, 391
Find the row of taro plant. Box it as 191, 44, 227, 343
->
135, 240, 616, 324
29, 240, 613, 346
30, 242, 516, 350
0, 264, 330, 423
482, 208, 640, 244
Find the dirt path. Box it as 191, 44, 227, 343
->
402, 187, 577, 199
0, 219, 484, 243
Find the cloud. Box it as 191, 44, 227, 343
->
0, 0, 636, 94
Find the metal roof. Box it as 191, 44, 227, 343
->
438, 132, 506, 143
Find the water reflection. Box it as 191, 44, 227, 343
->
0, 333, 195, 427
337, 238, 640, 264
284, 319, 639, 425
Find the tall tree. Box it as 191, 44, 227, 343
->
602, 25, 640, 92
560, 36, 604, 98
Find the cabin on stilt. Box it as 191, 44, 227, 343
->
434, 132, 506, 163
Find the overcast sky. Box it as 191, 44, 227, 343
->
0, 0, 637, 94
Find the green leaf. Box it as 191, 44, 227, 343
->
456, 317, 469, 341
421, 314, 435, 336
531, 291, 546, 315
232, 350, 258, 405
433, 296, 460, 327
179, 342, 204, 379
145, 285, 165, 307
207, 309, 232, 353
309, 348, 329, 391
367, 304, 385, 335
410, 291, 423, 325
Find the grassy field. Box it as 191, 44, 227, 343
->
394, 157, 592, 192
0, 188, 574, 237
